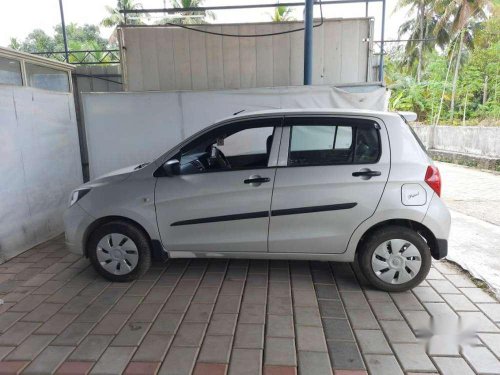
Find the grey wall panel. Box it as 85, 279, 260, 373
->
121, 18, 374, 91
0, 86, 82, 262
82, 85, 387, 179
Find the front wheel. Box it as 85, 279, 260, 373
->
358, 226, 432, 292
87, 221, 151, 282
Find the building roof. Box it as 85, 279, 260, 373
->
0, 46, 75, 71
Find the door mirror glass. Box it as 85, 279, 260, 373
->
163, 159, 180, 176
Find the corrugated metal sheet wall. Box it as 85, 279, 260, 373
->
119, 18, 374, 92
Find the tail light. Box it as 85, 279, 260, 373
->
425, 165, 441, 197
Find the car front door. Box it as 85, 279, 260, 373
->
269, 115, 390, 254
155, 117, 282, 255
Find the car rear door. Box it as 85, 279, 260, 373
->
268, 115, 390, 254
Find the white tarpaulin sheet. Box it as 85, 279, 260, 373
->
0, 86, 82, 261
82, 85, 388, 179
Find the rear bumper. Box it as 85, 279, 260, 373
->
434, 239, 448, 259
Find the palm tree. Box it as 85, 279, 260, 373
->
165, 0, 215, 25
435, 0, 491, 121
270, 6, 296, 22
396, 0, 449, 82
101, 0, 145, 27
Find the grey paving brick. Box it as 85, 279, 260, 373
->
36, 313, 76, 335
172, 322, 207, 347
242, 287, 268, 305
440, 293, 478, 311
428, 335, 460, 356
158, 346, 199, 375
426, 268, 446, 280
6, 334, 55, 361
21, 303, 62, 322
91, 312, 129, 334
401, 310, 431, 333
365, 354, 404, 375
52, 322, 94, 345
133, 333, 173, 361
32, 280, 65, 295
0, 312, 25, 333
22, 345, 73, 375
292, 289, 318, 307
150, 312, 183, 334
76, 303, 112, 323
192, 286, 219, 303
460, 287, 497, 303
322, 318, 353, 341
93, 287, 127, 305
200, 272, 225, 286
477, 303, 500, 322
162, 295, 192, 313
479, 333, 500, 357
341, 292, 371, 310
315, 284, 340, 300
413, 287, 444, 303
364, 289, 392, 302
126, 280, 155, 296
0, 346, 15, 361
239, 304, 266, 324
318, 300, 346, 318
459, 311, 500, 333
424, 302, 458, 321
112, 321, 151, 346
214, 295, 242, 314
393, 343, 436, 372
0, 322, 40, 345
370, 301, 404, 321
207, 313, 238, 336
268, 282, 291, 297
354, 329, 392, 354
129, 303, 163, 322
294, 306, 322, 327
109, 295, 143, 313
228, 348, 262, 375
380, 320, 417, 343
8, 294, 46, 312
267, 315, 294, 338
346, 308, 380, 329
246, 273, 268, 287
264, 337, 296, 366
172, 279, 200, 296
22, 273, 54, 287
90, 346, 135, 375
298, 351, 333, 375
327, 340, 365, 370
446, 274, 476, 288
390, 292, 424, 311
433, 357, 475, 375
184, 303, 215, 325
234, 323, 264, 349
296, 325, 327, 352
220, 280, 245, 295
268, 296, 293, 316
462, 345, 500, 374
428, 279, 461, 294
70, 335, 114, 361
198, 335, 233, 363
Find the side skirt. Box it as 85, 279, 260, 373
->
167, 250, 356, 262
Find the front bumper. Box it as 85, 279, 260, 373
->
63, 203, 94, 255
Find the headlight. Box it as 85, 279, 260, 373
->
69, 188, 91, 207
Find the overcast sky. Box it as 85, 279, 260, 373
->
0, 0, 407, 47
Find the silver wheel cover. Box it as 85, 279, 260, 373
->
371, 238, 422, 285
96, 233, 139, 275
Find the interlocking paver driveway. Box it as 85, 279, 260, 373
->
0, 236, 499, 374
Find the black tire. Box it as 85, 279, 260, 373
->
87, 221, 151, 282
358, 225, 432, 292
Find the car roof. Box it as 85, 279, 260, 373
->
219, 108, 400, 123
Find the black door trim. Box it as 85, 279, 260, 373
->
171, 211, 269, 226
271, 203, 357, 217
170, 203, 357, 226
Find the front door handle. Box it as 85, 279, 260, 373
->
352, 169, 381, 179
244, 175, 270, 186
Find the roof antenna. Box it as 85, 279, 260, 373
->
233, 109, 245, 115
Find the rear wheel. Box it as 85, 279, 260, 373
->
358, 226, 431, 292
87, 221, 151, 282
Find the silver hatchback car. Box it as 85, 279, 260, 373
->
64, 109, 450, 292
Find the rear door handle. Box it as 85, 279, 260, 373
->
352, 169, 381, 178
244, 176, 271, 185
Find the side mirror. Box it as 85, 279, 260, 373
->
163, 159, 180, 176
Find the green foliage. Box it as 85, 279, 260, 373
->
388, 5, 499, 124
270, 6, 296, 22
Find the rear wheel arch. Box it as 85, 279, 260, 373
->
356, 219, 439, 260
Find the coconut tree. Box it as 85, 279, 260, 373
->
270, 6, 296, 22
435, 0, 491, 121
101, 0, 146, 27
166, 0, 215, 25
396, 0, 449, 82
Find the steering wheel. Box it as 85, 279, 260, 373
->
208, 145, 231, 169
